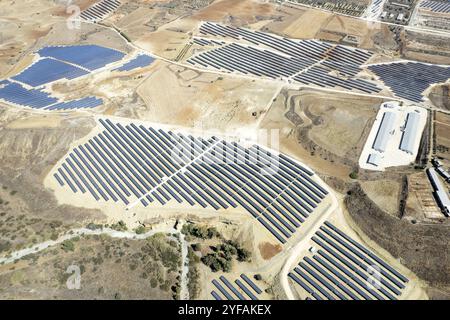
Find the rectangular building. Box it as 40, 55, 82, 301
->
427, 168, 450, 217
399, 112, 421, 154
373, 112, 396, 153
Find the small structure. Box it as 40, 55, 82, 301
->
436, 166, 450, 183
426, 168, 450, 217
367, 153, 382, 167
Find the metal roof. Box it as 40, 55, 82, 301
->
399, 112, 421, 154
373, 112, 396, 153
367, 153, 382, 166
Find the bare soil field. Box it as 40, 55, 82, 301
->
434, 112, 450, 161
361, 179, 400, 216
429, 85, 450, 111
0, 0, 67, 76
259, 88, 381, 180
264, 6, 332, 39
191, 0, 276, 23
402, 30, 450, 65
136, 61, 279, 132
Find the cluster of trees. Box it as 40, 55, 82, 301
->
108, 220, 127, 232
181, 223, 220, 239
200, 240, 251, 272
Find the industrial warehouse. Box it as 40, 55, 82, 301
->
359, 102, 428, 171
0, 0, 448, 305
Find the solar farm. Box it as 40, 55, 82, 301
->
80, 0, 122, 22
188, 22, 382, 95
0, 45, 155, 111
0, 0, 448, 302
210, 274, 265, 300
49, 118, 331, 245
186, 22, 450, 103
288, 221, 410, 300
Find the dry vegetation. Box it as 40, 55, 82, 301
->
0, 233, 181, 299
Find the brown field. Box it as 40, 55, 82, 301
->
136, 61, 279, 131
258, 242, 283, 260
435, 112, 450, 161
259, 88, 381, 180
361, 180, 400, 216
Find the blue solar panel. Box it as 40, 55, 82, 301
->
0, 82, 57, 108
369, 62, 450, 102
38, 45, 126, 71
114, 55, 155, 72
45, 96, 103, 110
12, 58, 88, 87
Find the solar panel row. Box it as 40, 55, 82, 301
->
368, 62, 450, 102
420, 0, 450, 13
53, 119, 329, 243
190, 22, 378, 93
38, 45, 125, 71
12, 58, 89, 87
288, 221, 409, 300
0, 81, 103, 110
114, 55, 155, 72
80, 0, 121, 22
211, 274, 263, 300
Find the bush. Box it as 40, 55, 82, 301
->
349, 171, 358, 179
110, 220, 127, 232
61, 240, 75, 252
182, 223, 220, 239
134, 226, 146, 234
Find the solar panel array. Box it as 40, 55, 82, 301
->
368, 62, 450, 102
0, 82, 58, 109
294, 66, 380, 94
80, 0, 122, 22
52, 119, 329, 244
211, 274, 263, 300
114, 55, 155, 72
420, 0, 450, 13
38, 45, 125, 71
288, 221, 409, 300
45, 97, 103, 111
188, 22, 380, 94
0, 81, 103, 110
0, 44, 128, 110
11, 58, 89, 87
